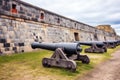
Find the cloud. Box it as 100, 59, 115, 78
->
22, 0, 120, 35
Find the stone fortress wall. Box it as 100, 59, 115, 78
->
0, 0, 119, 54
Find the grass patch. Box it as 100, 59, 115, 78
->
0, 46, 120, 80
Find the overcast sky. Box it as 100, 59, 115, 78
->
22, 0, 120, 35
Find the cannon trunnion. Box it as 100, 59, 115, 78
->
31, 42, 90, 72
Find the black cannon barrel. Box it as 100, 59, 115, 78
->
74, 41, 104, 46
31, 42, 82, 55
103, 40, 119, 48
104, 40, 117, 43
117, 40, 120, 45
110, 40, 119, 46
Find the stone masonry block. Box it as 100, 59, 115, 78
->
10, 43, 15, 47
24, 46, 33, 52
4, 43, 10, 47
0, 48, 5, 52
0, 43, 3, 47
3, 51, 14, 55
0, 39, 6, 43
6, 39, 11, 43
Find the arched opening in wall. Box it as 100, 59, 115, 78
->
75, 23, 76, 26
94, 34, 98, 41
104, 36, 106, 41
40, 12, 44, 19
57, 18, 60, 23
74, 32, 79, 41
11, 3, 17, 13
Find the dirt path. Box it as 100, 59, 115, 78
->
77, 49, 120, 80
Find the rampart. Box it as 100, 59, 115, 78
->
0, 0, 117, 54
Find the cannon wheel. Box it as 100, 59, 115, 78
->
42, 58, 77, 72
103, 47, 107, 52
42, 58, 51, 67
95, 49, 105, 53
77, 55, 90, 64
84, 48, 93, 53
100, 49, 105, 53
66, 60, 76, 72
81, 55, 90, 64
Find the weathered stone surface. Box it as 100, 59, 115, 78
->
0, 17, 118, 54
0, 0, 119, 54
96, 25, 116, 34
0, 43, 3, 47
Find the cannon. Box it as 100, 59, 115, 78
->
103, 40, 118, 48
74, 41, 107, 53
31, 42, 90, 71
114, 40, 120, 46
117, 40, 120, 46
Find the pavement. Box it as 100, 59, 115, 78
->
76, 49, 120, 80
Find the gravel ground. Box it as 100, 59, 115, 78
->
77, 49, 120, 80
